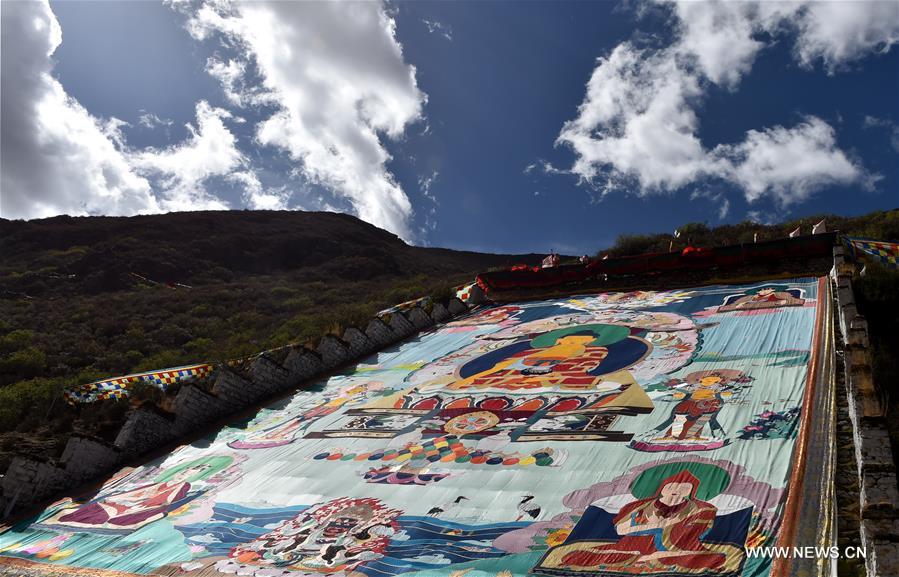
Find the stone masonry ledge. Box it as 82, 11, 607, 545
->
0, 298, 475, 520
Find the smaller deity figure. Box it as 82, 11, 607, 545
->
448, 305, 521, 328
718, 286, 804, 313
41, 455, 235, 531
229, 497, 399, 572
631, 370, 752, 452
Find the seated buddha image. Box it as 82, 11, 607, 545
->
419, 324, 652, 395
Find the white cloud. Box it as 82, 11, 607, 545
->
417, 170, 439, 233
689, 189, 731, 220
673, 1, 766, 88
418, 170, 438, 203
0, 1, 277, 220
230, 171, 291, 210
205, 57, 249, 106
524, 159, 570, 176
718, 197, 730, 219
0, 0, 160, 219
557, 44, 719, 193
422, 18, 453, 41
181, 0, 426, 240
556, 0, 888, 208
747, 210, 779, 225
130, 100, 247, 211
716, 116, 863, 205
138, 111, 173, 129
794, 1, 899, 71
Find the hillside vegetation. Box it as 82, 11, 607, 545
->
0, 210, 541, 468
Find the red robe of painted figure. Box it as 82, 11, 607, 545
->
561, 471, 726, 570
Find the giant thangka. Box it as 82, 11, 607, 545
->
0, 278, 834, 577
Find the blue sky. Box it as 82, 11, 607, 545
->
1, 1, 897, 255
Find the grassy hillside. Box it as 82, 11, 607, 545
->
0, 210, 542, 467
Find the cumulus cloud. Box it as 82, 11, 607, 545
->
130, 101, 245, 211
230, 171, 291, 210
0, 0, 159, 219
181, 0, 426, 240
557, 0, 892, 208
794, 1, 899, 71
673, 1, 766, 88
716, 116, 864, 204
557, 44, 716, 194
0, 0, 280, 220
205, 57, 249, 106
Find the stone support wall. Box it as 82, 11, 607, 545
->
343, 327, 374, 358
365, 318, 396, 348
406, 307, 434, 331
0, 296, 473, 519
317, 335, 351, 369
387, 312, 416, 339
429, 302, 450, 323
114, 408, 177, 456
832, 246, 899, 576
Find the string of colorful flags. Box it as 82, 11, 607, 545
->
63, 364, 214, 404
845, 236, 899, 270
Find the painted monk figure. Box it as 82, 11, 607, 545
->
561, 471, 726, 570
718, 286, 804, 313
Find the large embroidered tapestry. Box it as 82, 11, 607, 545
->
0, 278, 833, 577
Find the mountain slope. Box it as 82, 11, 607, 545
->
0, 211, 543, 460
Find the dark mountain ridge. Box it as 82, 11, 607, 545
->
1, 210, 543, 297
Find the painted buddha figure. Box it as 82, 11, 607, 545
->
433, 324, 651, 394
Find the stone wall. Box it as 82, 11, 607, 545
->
832, 246, 899, 576
0, 298, 475, 519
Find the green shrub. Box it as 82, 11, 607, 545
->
0, 329, 34, 353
